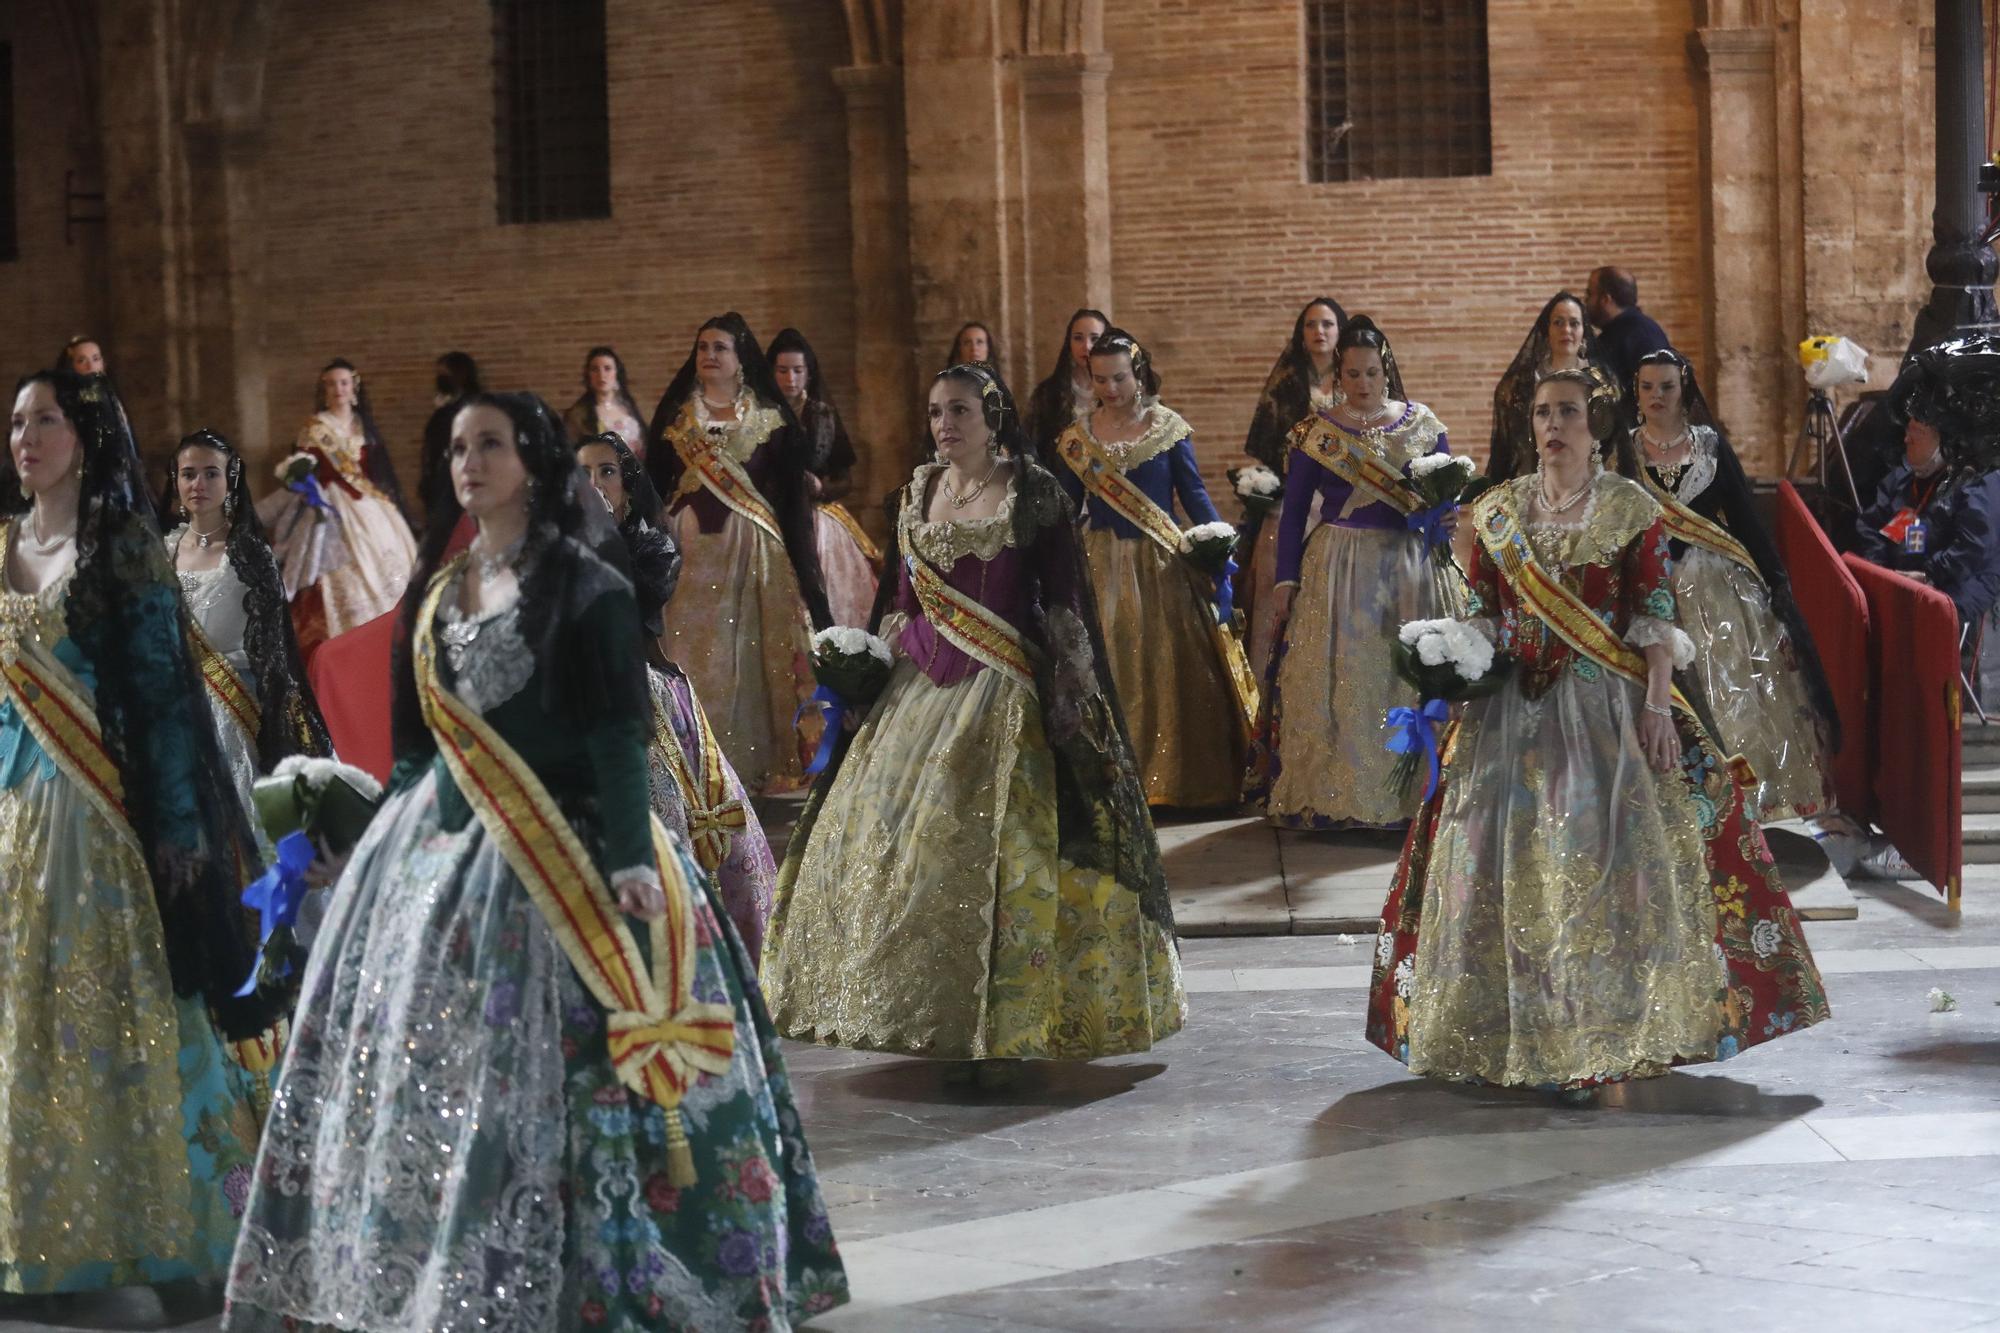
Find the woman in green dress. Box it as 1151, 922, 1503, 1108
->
224, 393, 847, 1331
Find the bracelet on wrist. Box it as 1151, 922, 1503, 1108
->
1643, 701, 1672, 718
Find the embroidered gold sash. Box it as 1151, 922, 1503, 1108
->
1640, 473, 1760, 574
1055, 425, 1260, 728
415, 562, 735, 1117
906, 549, 1037, 688
0, 622, 140, 854
190, 621, 261, 747
1292, 416, 1422, 516
820, 500, 882, 564
664, 410, 785, 546
1474, 488, 1707, 726
651, 680, 747, 874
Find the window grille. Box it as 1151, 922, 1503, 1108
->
492, 0, 611, 224
1305, 0, 1492, 183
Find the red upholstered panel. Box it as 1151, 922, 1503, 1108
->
1842, 553, 1963, 900
308, 609, 397, 784
1773, 482, 1873, 820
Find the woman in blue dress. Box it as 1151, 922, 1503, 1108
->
0, 370, 274, 1308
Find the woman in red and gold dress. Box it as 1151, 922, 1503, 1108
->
1366, 371, 1828, 1103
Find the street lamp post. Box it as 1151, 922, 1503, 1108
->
1912, 0, 1999, 353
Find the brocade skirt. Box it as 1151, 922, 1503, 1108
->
1365, 670, 1830, 1088
1247, 522, 1458, 829
1676, 548, 1832, 823
1084, 529, 1246, 808
814, 504, 880, 630
223, 769, 848, 1331
764, 658, 1186, 1061
667, 509, 816, 794
0, 758, 261, 1293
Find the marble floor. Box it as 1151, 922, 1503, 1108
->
7, 840, 1998, 1332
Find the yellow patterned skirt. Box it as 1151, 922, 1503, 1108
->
1675, 549, 1831, 823
1403, 671, 1723, 1087
667, 509, 816, 794
765, 658, 1186, 1060
1256, 523, 1459, 829
0, 761, 261, 1292
1085, 530, 1245, 808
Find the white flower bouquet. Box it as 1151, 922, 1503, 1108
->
241, 755, 385, 995
276, 452, 318, 487
1383, 617, 1514, 801
1178, 520, 1239, 577
809, 626, 894, 709
1226, 464, 1284, 520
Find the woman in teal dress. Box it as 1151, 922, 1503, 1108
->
0, 370, 275, 1305
224, 393, 847, 1332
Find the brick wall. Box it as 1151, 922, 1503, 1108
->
251, 0, 854, 485
1103, 0, 1710, 492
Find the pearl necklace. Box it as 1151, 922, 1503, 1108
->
941, 455, 1000, 509
1537, 467, 1594, 516
189, 518, 226, 549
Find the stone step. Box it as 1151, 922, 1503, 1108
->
1962, 812, 2000, 862
1968, 766, 2000, 814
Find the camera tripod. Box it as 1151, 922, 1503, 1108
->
1786, 388, 1862, 508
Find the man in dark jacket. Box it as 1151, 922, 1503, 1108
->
1586, 267, 1671, 411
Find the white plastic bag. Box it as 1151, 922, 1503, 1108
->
1799, 335, 1871, 390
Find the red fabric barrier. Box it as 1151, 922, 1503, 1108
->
309, 609, 397, 784
305, 515, 473, 784
1842, 553, 1963, 900
1773, 482, 1873, 819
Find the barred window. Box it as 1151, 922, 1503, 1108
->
1305, 0, 1492, 183
0, 43, 16, 261
492, 0, 610, 225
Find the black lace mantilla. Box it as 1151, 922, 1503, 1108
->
233, 528, 333, 766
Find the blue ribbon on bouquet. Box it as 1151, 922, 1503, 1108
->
235, 829, 316, 996
1384, 698, 1451, 801
1406, 501, 1457, 553
1213, 556, 1239, 625
794, 685, 849, 777
289, 474, 333, 515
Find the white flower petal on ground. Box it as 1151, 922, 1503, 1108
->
1929, 987, 1958, 1013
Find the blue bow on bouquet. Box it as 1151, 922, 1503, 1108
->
1384, 698, 1451, 802
236, 830, 316, 996
794, 685, 849, 776
1406, 501, 1456, 553
289, 474, 332, 515
1214, 556, 1239, 625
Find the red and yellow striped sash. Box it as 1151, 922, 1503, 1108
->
415, 562, 735, 1112
0, 637, 138, 852
651, 682, 747, 874
1640, 473, 1760, 574
1294, 417, 1421, 516
820, 500, 883, 564
906, 551, 1037, 688
191, 621, 261, 747
666, 422, 785, 546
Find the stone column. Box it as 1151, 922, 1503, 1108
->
1692, 20, 1792, 474
1911, 0, 1998, 351
835, 62, 921, 492
1016, 50, 1113, 371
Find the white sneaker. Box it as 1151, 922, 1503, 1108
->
1854, 842, 1923, 881
1808, 813, 1869, 877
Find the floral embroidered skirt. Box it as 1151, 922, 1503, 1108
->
1675, 548, 1832, 823
813, 504, 880, 631
668, 510, 816, 795
1085, 529, 1246, 808
0, 759, 261, 1293
647, 665, 778, 962
223, 770, 848, 1331
1364, 671, 1830, 1089
260, 488, 416, 645
764, 658, 1186, 1060
1246, 523, 1458, 829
